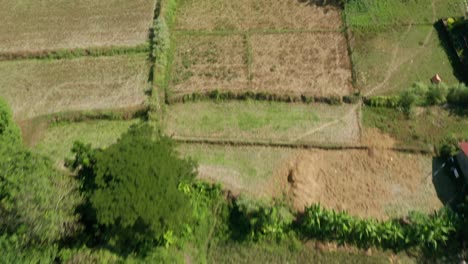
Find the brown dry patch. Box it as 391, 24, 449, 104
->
251, 32, 353, 97
0, 0, 156, 53
175, 0, 343, 31
286, 149, 441, 220
0, 55, 149, 120
362, 127, 397, 149
171, 34, 248, 95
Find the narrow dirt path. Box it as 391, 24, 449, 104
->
293, 104, 360, 142
364, 0, 437, 96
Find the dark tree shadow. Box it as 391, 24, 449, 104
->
432, 157, 463, 207
434, 20, 467, 83
297, 0, 343, 8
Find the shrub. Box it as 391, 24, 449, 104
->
426, 83, 448, 105
438, 134, 461, 158
231, 197, 294, 241
447, 83, 468, 106
0, 98, 21, 145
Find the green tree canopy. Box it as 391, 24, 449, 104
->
70, 125, 196, 252
0, 97, 78, 249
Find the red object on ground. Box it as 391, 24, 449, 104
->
460, 142, 468, 157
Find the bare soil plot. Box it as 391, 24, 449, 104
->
352, 26, 458, 96
251, 33, 353, 97
175, 0, 343, 31
0, 54, 149, 120
170, 34, 248, 96
165, 101, 360, 145
286, 149, 442, 219
0, 0, 156, 54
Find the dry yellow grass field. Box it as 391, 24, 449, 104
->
175, 0, 343, 31
251, 32, 353, 97
0, 54, 149, 120
0, 0, 156, 54
171, 34, 249, 95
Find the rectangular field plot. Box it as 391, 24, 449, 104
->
0, 0, 156, 54
353, 26, 459, 95
345, 0, 464, 29
179, 144, 296, 198
0, 55, 149, 120
290, 149, 442, 219
175, 0, 343, 31
165, 101, 360, 145
170, 34, 248, 96
34, 120, 139, 165
251, 32, 353, 97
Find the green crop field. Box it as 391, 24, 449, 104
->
165, 101, 361, 144
345, 0, 463, 29
0, 54, 150, 120
0, 0, 156, 54
352, 25, 459, 95
34, 119, 140, 166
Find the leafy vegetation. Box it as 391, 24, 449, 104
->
299, 204, 458, 250
67, 124, 196, 254
363, 106, 468, 149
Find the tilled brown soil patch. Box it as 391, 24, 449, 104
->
285, 149, 441, 219
170, 34, 249, 95
251, 32, 353, 97
175, 0, 343, 31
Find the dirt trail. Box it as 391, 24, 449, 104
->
364, 0, 437, 96
293, 104, 360, 142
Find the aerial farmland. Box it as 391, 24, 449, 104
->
1, 0, 468, 263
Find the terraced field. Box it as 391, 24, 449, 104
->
0, 54, 149, 120
0, 0, 156, 54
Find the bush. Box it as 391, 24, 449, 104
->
426, 83, 448, 105
230, 197, 294, 241
0, 98, 21, 145
447, 83, 468, 106
438, 134, 462, 158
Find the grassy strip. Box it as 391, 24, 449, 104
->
167, 90, 360, 105
0, 44, 150, 61
151, 0, 179, 120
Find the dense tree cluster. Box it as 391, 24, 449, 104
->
68, 125, 196, 253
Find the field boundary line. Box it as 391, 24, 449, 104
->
173, 28, 344, 37
173, 136, 433, 154
167, 90, 358, 105
0, 44, 150, 62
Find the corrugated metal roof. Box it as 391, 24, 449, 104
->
460, 142, 468, 157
